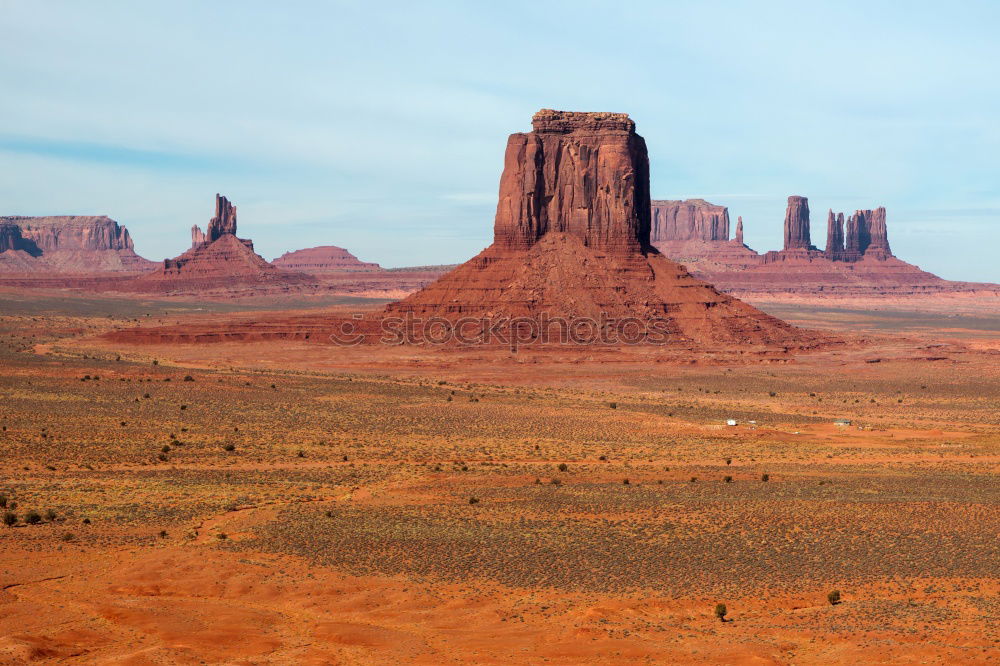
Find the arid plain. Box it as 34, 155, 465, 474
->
1, 290, 997, 664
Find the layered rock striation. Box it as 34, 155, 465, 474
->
0, 215, 154, 273
650, 199, 730, 242
272, 246, 382, 274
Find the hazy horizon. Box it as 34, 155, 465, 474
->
1, 1, 998, 281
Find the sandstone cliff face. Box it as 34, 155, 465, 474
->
782, 196, 812, 250
650, 199, 729, 242
828, 207, 893, 261
386, 110, 814, 348
191, 225, 206, 248
4, 215, 136, 252
493, 110, 650, 256
207, 194, 237, 242
825, 210, 844, 259
0, 223, 24, 253
0, 215, 154, 273
860, 207, 892, 259
272, 246, 382, 273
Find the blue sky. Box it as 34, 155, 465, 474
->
1, 1, 998, 281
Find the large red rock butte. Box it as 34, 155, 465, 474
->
124, 194, 311, 295
272, 246, 382, 273
0, 215, 154, 273
649, 195, 994, 295
109, 110, 820, 347
384, 109, 814, 347
782, 195, 814, 251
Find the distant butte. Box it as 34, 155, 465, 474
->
0, 215, 154, 274
108, 111, 825, 348
124, 194, 311, 295
649, 195, 991, 296
272, 246, 382, 273
384, 109, 817, 347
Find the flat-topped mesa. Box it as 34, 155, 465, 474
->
782, 196, 812, 251
650, 199, 730, 242
493, 109, 650, 255
206, 194, 237, 242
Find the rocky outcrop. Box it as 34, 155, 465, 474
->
735, 216, 744, 246
782, 196, 812, 251
650, 199, 730, 242
825, 210, 845, 259
0, 216, 154, 273
859, 207, 892, 259
272, 246, 382, 273
0, 223, 25, 253
191, 225, 206, 248
124, 194, 311, 295
493, 110, 650, 256
207, 194, 237, 242
385, 110, 815, 348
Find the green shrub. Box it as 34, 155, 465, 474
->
761, 473, 770, 482
714, 603, 727, 621
24, 510, 41, 525
827, 590, 841, 605
557, 463, 568, 472
3, 511, 16, 527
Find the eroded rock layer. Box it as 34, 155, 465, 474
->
492, 109, 650, 256
648, 197, 989, 296
650, 199, 730, 242
272, 246, 382, 273
0, 216, 154, 273
124, 195, 310, 295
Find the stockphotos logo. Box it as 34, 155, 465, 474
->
329, 313, 676, 349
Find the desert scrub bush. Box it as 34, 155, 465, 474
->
609, 402, 617, 409
24, 510, 41, 525
61, 532, 74, 542
0, 493, 7, 508
3, 511, 16, 527
223, 443, 236, 452
558, 463, 568, 472
828, 589, 841, 605
714, 603, 727, 622
761, 473, 770, 482
468, 497, 479, 505
44, 509, 57, 522
724, 476, 733, 483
